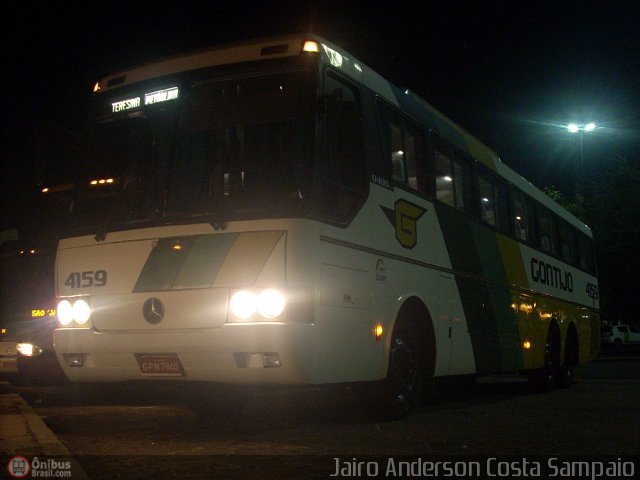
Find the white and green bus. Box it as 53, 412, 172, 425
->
53, 34, 599, 415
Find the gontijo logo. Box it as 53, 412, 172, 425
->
381, 199, 427, 249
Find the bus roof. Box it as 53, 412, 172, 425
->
94, 33, 592, 236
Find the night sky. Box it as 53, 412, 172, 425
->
4, 0, 639, 233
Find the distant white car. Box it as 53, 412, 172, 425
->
602, 325, 640, 348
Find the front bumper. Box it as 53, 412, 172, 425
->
53, 323, 318, 385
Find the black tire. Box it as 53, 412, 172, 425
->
528, 326, 561, 392
613, 338, 623, 350
375, 313, 432, 420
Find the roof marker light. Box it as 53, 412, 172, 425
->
302, 41, 320, 53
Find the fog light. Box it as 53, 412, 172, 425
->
263, 352, 281, 368
65, 354, 84, 367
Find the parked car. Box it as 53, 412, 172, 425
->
601, 324, 640, 349
0, 327, 45, 384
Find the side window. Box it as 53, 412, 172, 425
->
559, 220, 578, 265
577, 231, 596, 274
537, 206, 559, 256
511, 187, 535, 243
390, 116, 404, 183
322, 71, 366, 224
404, 121, 424, 191
477, 171, 509, 231
433, 143, 472, 214
435, 150, 454, 206
453, 157, 472, 212
376, 101, 427, 193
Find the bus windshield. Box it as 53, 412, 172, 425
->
70, 69, 316, 233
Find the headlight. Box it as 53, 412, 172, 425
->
17, 343, 43, 357
229, 289, 286, 321
57, 300, 74, 326
229, 290, 257, 319
57, 298, 92, 327
73, 299, 91, 324
257, 289, 286, 319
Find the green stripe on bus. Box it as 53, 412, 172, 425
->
435, 206, 502, 373
436, 206, 524, 373
471, 224, 522, 371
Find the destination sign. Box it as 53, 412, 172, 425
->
111, 96, 141, 113
144, 87, 179, 105
110, 86, 178, 114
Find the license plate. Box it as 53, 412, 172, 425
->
136, 354, 184, 376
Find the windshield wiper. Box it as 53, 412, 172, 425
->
94, 216, 113, 242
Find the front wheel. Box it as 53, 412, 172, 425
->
374, 316, 432, 420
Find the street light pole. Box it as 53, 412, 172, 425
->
567, 122, 596, 193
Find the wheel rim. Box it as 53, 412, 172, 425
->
563, 338, 576, 383
388, 336, 420, 403
543, 333, 560, 385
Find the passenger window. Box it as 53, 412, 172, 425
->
390, 118, 404, 184
537, 206, 559, 256
433, 144, 473, 214
559, 220, 578, 265
453, 157, 472, 212
577, 232, 596, 274
478, 172, 508, 231
511, 188, 535, 243
435, 150, 454, 206
404, 122, 422, 191
376, 101, 427, 193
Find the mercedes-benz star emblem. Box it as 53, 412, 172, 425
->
142, 297, 165, 324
